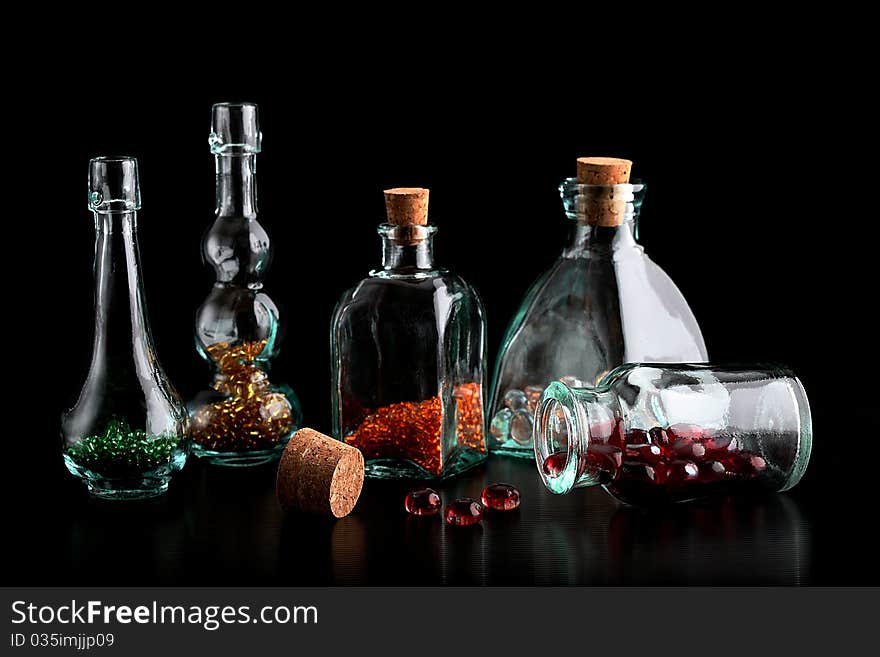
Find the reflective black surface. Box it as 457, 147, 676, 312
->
10, 410, 870, 586
7, 70, 871, 586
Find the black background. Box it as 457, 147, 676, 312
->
5, 56, 873, 585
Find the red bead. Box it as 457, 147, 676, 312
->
667, 423, 705, 442
445, 498, 484, 526
702, 434, 738, 458
698, 460, 727, 482
543, 451, 568, 477
730, 453, 768, 476
649, 426, 672, 450
481, 483, 521, 511
621, 461, 667, 485
664, 460, 699, 487
670, 436, 707, 461
626, 428, 649, 445
404, 488, 442, 516
611, 418, 627, 449
585, 444, 624, 473
625, 443, 664, 465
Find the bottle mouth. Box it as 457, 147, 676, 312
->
558, 178, 646, 223
89, 156, 141, 213
210, 102, 262, 154
780, 376, 813, 491
534, 381, 583, 494
377, 223, 437, 242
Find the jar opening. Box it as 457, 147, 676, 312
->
535, 382, 581, 494
558, 177, 646, 224
779, 376, 813, 491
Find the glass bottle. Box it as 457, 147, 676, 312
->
331, 188, 488, 479
61, 157, 189, 499
188, 102, 302, 466
489, 157, 708, 458
535, 363, 812, 505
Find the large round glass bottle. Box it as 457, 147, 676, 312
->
489, 157, 707, 458
188, 103, 302, 466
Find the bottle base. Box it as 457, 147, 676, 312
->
490, 443, 535, 460
86, 479, 170, 500
364, 450, 486, 480
63, 453, 180, 500
192, 443, 285, 467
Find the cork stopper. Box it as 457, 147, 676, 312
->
575, 157, 633, 227
576, 157, 632, 185
276, 428, 365, 518
384, 187, 429, 226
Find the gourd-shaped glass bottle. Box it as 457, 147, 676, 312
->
535, 363, 812, 505
189, 103, 302, 466
490, 157, 707, 458
331, 188, 488, 479
62, 157, 189, 499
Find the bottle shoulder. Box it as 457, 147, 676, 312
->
332, 269, 482, 323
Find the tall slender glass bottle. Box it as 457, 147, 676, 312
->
331, 188, 488, 479
62, 157, 189, 499
489, 157, 707, 458
189, 103, 302, 466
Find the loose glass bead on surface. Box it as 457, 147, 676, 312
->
481, 483, 521, 511
404, 488, 442, 516
445, 498, 484, 526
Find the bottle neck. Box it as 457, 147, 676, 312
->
215, 154, 257, 219
376, 226, 437, 274
562, 221, 638, 257
535, 381, 622, 494
91, 212, 156, 365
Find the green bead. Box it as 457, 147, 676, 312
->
65, 417, 181, 477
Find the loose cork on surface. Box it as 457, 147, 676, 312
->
384, 187, 429, 226
276, 428, 364, 518
575, 157, 633, 227
576, 157, 632, 185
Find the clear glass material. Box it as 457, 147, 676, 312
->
535, 363, 812, 505
331, 223, 488, 479
61, 157, 189, 499
489, 179, 708, 458
188, 103, 302, 466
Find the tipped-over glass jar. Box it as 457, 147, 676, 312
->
61, 157, 189, 499
188, 102, 302, 466
535, 364, 812, 505
490, 157, 707, 458
331, 188, 488, 479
